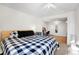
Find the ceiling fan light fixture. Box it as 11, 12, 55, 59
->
44, 3, 56, 9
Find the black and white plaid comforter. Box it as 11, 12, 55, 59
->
3, 35, 59, 55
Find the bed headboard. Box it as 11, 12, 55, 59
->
0, 31, 12, 42
0, 30, 34, 42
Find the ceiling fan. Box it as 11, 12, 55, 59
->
44, 3, 56, 9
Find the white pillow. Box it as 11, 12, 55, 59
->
10, 31, 18, 38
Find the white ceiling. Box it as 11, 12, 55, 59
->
0, 3, 79, 18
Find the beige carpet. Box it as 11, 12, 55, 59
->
55, 43, 68, 55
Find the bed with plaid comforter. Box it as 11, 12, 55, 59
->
3, 35, 59, 55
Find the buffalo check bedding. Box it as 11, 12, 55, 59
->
3, 35, 59, 55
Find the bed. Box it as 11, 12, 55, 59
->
1, 30, 59, 55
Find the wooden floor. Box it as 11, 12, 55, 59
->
54, 35, 67, 44
54, 35, 67, 55
55, 43, 68, 55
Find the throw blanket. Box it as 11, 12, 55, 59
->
3, 35, 59, 55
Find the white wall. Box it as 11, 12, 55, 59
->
67, 12, 76, 45
75, 7, 79, 42
0, 5, 45, 32
49, 21, 67, 36
46, 20, 67, 36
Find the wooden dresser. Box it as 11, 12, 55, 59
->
54, 35, 67, 44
